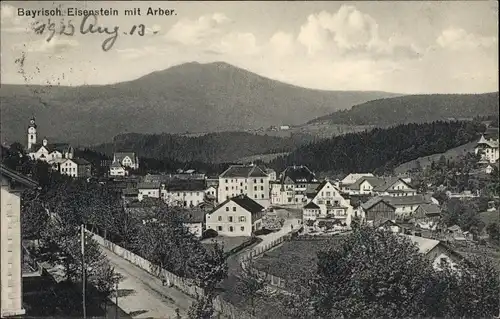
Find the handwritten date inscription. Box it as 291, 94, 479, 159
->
32, 14, 149, 52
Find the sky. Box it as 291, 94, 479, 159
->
1, 1, 498, 94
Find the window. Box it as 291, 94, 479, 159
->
196, 192, 199, 196
261, 186, 264, 191
260, 179, 263, 183
240, 182, 243, 186
240, 190, 243, 194
226, 207, 229, 211
254, 186, 257, 191
326, 192, 331, 196
254, 179, 257, 183
229, 226, 234, 232
239, 216, 246, 222
262, 194, 264, 198
225, 187, 229, 191
254, 195, 257, 199
233, 207, 236, 212
225, 179, 228, 183
228, 216, 233, 222
240, 226, 245, 231
217, 226, 223, 231
218, 216, 222, 221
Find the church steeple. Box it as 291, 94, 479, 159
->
27, 117, 37, 150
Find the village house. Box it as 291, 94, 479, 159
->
137, 182, 161, 201
271, 165, 319, 206
412, 203, 442, 230
206, 194, 264, 237
406, 235, 463, 270
218, 165, 270, 208
59, 158, 92, 178
204, 185, 217, 200
109, 161, 128, 177
1, 165, 38, 318
160, 179, 208, 208
361, 197, 397, 225
112, 152, 139, 170
178, 208, 206, 238
338, 173, 374, 192
265, 168, 277, 181
475, 133, 499, 164
302, 180, 354, 227
363, 194, 436, 221
344, 176, 417, 197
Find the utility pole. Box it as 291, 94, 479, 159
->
81, 224, 87, 319
115, 280, 119, 319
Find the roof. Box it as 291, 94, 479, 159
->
379, 195, 429, 206
179, 208, 205, 223
31, 142, 72, 154
209, 194, 264, 217
341, 173, 374, 185
110, 161, 123, 168
346, 194, 372, 208
280, 165, 317, 183
122, 188, 139, 195
0, 164, 39, 188
374, 219, 400, 228
219, 165, 268, 178
114, 152, 138, 164
349, 176, 386, 190
348, 176, 415, 192
361, 197, 396, 211
303, 201, 320, 209
137, 182, 161, 189
418, 203, 441, 215
405, 235, 441, 255
65, 158, 91, 166
477, 135, 499, 148
165, 179, 207, 192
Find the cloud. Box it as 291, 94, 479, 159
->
165, 13, 232, 46
116, 46, 164, 60
12, 37, 79, 54
269, 31, 295, 57
207, 32, 260, 56
296, 5, 419, 60
1, 3, 32, 33
436, 27, 497, 50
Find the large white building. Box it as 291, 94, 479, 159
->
343, 176, 417, 197
59, 158, 92, 178
160, 179, 208, 208
270, 165, 319, 206
206, 194, 264, 237
475, 134, 499, 164
218, 165, 270, 208
1, 165, 38, 318
302, 180, 354, 227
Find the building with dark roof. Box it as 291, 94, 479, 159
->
113, 152, 139, 170
218, 165, 270, 208
271, 165, 319, 206
59, 158, 92, 178
206, 194, 264, 237
1, 165, 38, 317
345, 176, 417, 197
160, 179, 209, 208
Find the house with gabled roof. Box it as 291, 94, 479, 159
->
345, 175, 417, 197
113, 152, 139, 170
218, 164, 270, 208
361, 197, 397, 224
109, 160, 127, 177
206, 194, 264, 237
475, 133, 499, 163
271, 165, 319, 206
302, 180, 354, 227
137, 182, 161, 201
405, 235, 463, 271
160, 179, 208, 208
59, 158, 92, 178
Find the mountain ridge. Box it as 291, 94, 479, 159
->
0, 61, 399, 146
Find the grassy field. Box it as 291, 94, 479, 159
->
201, 236, 251, 253
394, 140, 479, 175
253, 238, 334, 280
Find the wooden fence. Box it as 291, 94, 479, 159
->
86, 229, 256, 319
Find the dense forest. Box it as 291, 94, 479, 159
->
270, 121, 486, 175
308, 92, 499, 126
93, 131, 316, 163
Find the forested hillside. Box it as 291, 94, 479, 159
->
93, 131, 316, 163
308, 92, 499, 126
270, 121, 486, 175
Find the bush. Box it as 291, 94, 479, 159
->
202, 229, 218, 239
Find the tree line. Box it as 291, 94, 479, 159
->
271, 120, 485, 175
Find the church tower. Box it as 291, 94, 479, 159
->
27, 117, 37, 150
